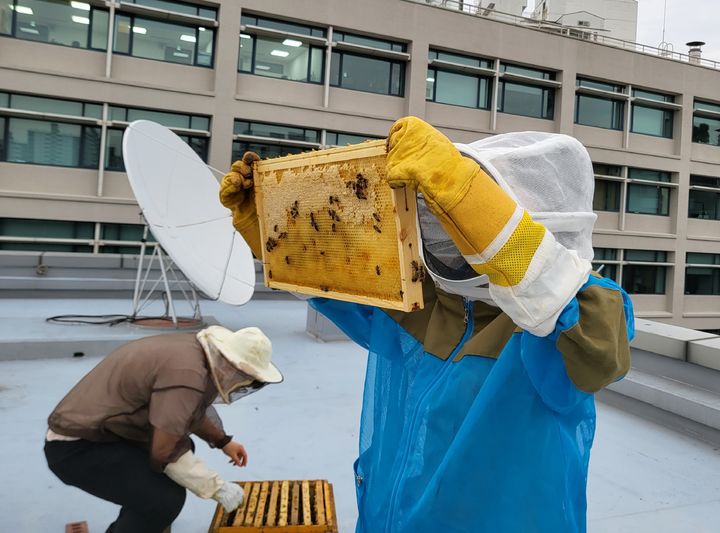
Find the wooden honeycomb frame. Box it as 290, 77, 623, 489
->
208, 480, 338, 532
253, 140, 424, 312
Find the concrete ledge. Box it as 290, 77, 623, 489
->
688, 337, 720, 371
631, 318, 718, 360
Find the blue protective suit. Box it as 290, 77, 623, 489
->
310, 274, 634, 533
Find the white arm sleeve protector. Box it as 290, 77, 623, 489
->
164, 450, 224, 499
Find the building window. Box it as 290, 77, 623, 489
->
685, 252, 720, 295
239, 15, 325, 83
426, 50, 492, 109
692, 100, 720, 146
113, 3, 216, 68
689, 175, 720, 220
626, 168, 671, 216
105, 106, 210, 171
232, 120, 321, 161
498, 63, 555, 119
0, 92, 101, 168
575, 78, 625, 130
4, 0, 109, 50
631, 89, 674, 138
330, 31, 406, 96
100, 223, 153, 254
0, 217, 94, 253
592, 247, 619, 281
622, 250, 668, 294
592, 163, 622, 212
325, 131, 381, 146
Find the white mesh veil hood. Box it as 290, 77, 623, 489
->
418, 131, 597, 300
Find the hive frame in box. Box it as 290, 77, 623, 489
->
253, 140, 424, 311
208, 479, 338, 532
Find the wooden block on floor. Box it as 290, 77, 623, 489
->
208, 480, 338, 533
65, 522, 89, 533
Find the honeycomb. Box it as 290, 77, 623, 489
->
254, 140, 423, 311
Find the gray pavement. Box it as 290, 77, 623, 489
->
0, 297, 718, 532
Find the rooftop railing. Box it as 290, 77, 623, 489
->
408, 0, 720, 71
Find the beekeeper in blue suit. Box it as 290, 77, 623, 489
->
220, 117, 634, 533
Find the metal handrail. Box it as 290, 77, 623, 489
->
406, 0, 720, 71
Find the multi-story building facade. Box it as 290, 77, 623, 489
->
1, 0, 719, 332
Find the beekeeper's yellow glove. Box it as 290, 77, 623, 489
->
219, 152, 262, 258
386, 116, 546, 288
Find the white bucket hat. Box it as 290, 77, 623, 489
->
201, 325, 282, 383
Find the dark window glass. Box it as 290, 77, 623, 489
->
498, 80, 554, 119
238, 33, 323, 83
231, 141, 307, 161
234, 121, 320, 143
11, 94, 83, 116
242, 15, 325, 37
501, 63, 554, 80
622, 264, 667, 294
593, 179, 621, 211
685, 267, 720, 295
11, 0, 108, 50
0, 117, 5, 161
689, 189, 720, 220
575, 94, 624, 130
690, 175, 720, 188
91, 9, 109, 50
694, 100, 720, 113
178, 135, 208, 162
577, 78, 624, 93
100, 222, 150, 254
330, 51, 404, 96
685, 253, 720, 295
626, 183, 670, 215
113, 14, 131, 54
591, 262, 618, 281
0, 217, 93, 253
625, 250, 667, 262
334, 31, 404, 52
105, 128, 124, 171
326, 132, 381, 146
593, 163, 622, 176
113, 13, 213, 67
631, 105, 673, 138
692, 115, 720, 145
7, 118, 85, 167
594, 248, 618, 260
429, 49, 492, 69
427, 68, 491, 109
633, 89, 674, 103
628, 168, 671, 182
129, 0, 217, 18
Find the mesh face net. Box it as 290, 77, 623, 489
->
204, 341, 262, 404
459, 132, 597, 260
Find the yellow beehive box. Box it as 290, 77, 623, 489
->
253, 140, 424, 312
208, 480, 338, 533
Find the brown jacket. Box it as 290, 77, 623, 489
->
48, 333, 223, 468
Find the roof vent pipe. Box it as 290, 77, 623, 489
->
686, 41, 705, 65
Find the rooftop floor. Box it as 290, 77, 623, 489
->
0, 298, 718, 532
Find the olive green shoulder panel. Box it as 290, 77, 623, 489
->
556, 283, 631, 393
384, 279, 514, 361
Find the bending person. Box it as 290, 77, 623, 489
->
44, 326, 282, 533
220, 118, 633, 533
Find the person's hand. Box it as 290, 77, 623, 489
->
386, 116, 479, 215
219, 151, 261, 232
213, 481, 245, 512
222, 441, 248, 467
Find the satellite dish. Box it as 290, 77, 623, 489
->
123, 120, 255, 305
